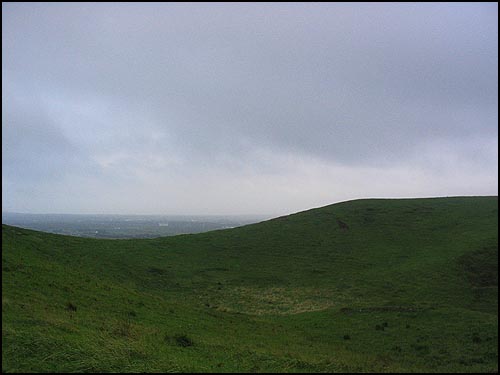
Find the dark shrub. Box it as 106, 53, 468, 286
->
65, 302, 77, 312
343, 334, 351, 340
472, 335, 482, 344
382, 322, 388, 327
412, 344, 430, 355
174, 334, 194, 347
148, 267, 168, 275
375, 324, 384, 331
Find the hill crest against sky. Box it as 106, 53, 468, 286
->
2, 196, 498, 372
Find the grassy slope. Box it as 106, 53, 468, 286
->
2, 196, 498, 373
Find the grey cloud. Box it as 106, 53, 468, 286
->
2, 3, 497, 214
2, 90, 82, 183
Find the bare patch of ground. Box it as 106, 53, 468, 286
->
203, 286, 337, 315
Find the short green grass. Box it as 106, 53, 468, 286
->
2, 196, 498, 372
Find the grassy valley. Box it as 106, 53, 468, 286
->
2, 196, 498, 372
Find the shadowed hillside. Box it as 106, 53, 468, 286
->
2, 197, 498, 372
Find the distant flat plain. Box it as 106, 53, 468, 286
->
1, 212, 269, 238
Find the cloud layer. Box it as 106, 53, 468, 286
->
2, 3, 498, 214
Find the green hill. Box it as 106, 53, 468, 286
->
2, 196, 498, 372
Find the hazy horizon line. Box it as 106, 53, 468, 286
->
3, 194, 497, 217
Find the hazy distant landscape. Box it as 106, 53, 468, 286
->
1, 213, 268, 238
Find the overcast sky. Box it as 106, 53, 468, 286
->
2, 3, 498, 215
